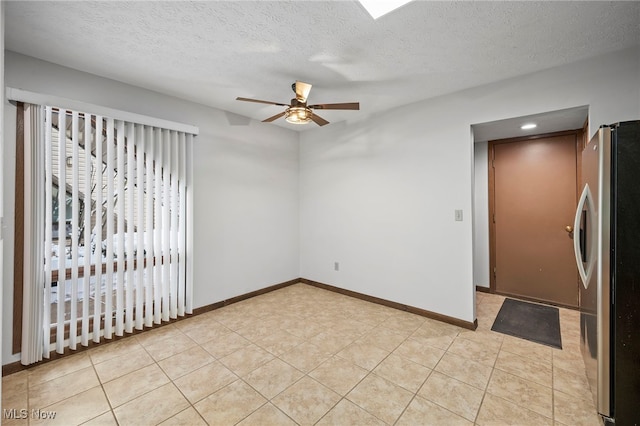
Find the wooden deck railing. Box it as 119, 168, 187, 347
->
50, 256, 169, 283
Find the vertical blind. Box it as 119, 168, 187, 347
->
21, 105, 46, 364
22, 104, 195, 364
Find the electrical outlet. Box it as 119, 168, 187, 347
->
334, 262, 339, 271
455, 210, 463, 221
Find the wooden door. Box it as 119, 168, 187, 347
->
489, 132, 579, 307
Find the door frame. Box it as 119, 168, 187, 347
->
487, 128, 585, 308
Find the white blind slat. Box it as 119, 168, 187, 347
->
104, 118, 115, 339
56, 111, 66, 354
170, 131, 179, 319
144, 127, 154, 328
93, 116, 104, 343
177, 132, 186, 317
125, 123, 135, 333
135, 125, 145, 330
186, 134, 194, 314
153, 129, 163, 324
81, 113, 92, 346
43, 107, 53, 356
162, 130, 171, 322
116, 120, 126, 336
69, 112, 80, 350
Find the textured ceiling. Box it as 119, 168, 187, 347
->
5, 1, 640, 131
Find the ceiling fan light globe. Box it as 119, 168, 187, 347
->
285, 106, 312, 124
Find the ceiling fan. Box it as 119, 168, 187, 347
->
236, 81, 359, 126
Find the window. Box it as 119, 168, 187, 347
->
51, 184, 75, 240
15, 101, 195, 364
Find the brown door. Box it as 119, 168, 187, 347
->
490, 132, 579, 307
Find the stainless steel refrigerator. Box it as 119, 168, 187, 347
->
574, 120, 640, 425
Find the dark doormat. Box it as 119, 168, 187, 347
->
491, 298, 562, 349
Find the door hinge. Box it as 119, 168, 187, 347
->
493, 267, 496, 278
492, 213, 495, 223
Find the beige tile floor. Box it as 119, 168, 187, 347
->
2, 283, 601, 425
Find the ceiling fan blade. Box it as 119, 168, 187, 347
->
236, 97, 289, 107
309, 102, 360, 110
262, 111, 287, 123
295, 81, 312, 102
310, 113, 330, 126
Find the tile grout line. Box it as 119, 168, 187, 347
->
160, 338, 209, 426
88, 351, 116, 424
26, 356, 107, 425
290, 326, 375, 425
351, 319, 447, 425
551, 350, 557, 425
472, 332, 506, 425
390, 365, 435, 426
410, 329, 489, 425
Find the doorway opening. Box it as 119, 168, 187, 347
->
471, 106, 589, 311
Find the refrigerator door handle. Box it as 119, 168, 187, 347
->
574, 183, 595, 289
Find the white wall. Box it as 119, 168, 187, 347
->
2, 52, 300, 364
300, 46, 640, 323
473, 141, 489, 288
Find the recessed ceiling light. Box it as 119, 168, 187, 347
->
358, 0, 413, 19
521, 123, 537, 130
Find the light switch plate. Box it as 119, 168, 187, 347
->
455, 210, 463, 221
